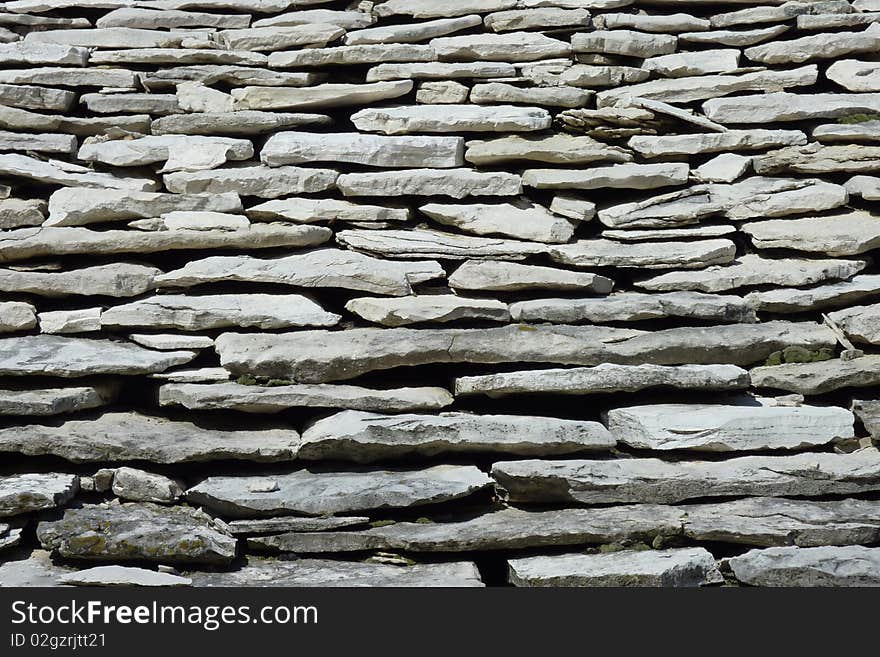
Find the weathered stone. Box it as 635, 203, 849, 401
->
261, 132, 464, 168
430, 31, 570, 62
149, 367, 230, 384
97, 7, 250, 29
493, 449, 880, 505
607, 404, 854, 452
129, 334, 214, 350
89, 48, 267, 66
549, 239, 735, 270
186, 465, 493, 517
366, 62, 516, 82
25, 27, 198, 49
0, 84, 76, 112
0, 412, 298, 464
729, 546, 880, 586
336, 229, 544, 260
572, 30, 677, 57
0, 225, 330, 263
253, 9, 374, 29
0, 336, 195, 377
338, 170, 521, 198
420, 201, 575, 243
742, 211, 880, 257
0, 67, 137, 88
37, 503, 236, 565
550, 195, 596, 222
80, 92, 180, 115
217, 25, 344, 51
560, 65, 649, 88
465, 134, 631, 166
603, 225, 736, 242
101, 294, 338, 331
679, 25, 791, 47
247, 198, 408, 224
485, 8, 591, 31
638, 255, 866, 293
695, 153, 752, 183
642, 49, 740, 77
156, 249, 443, 297
629, 130, 806, 158
703, 92, 880, 123
468, 82, 592, 108
456, 363, 748, 398
346, 295, 509, 326
813, 120, 880, 143
58, 565, 191, 587
600, 12, 709, 33
190, 557, 483, 587
751, 356, 880, 395
0, 41, 87, 66
298, 411, 613, 463
345, 14, 480, 44
145, 211, 250, 232
509, 548, 723, 587
746, 275, 880, 313
47, 188, 242, 227
0, 550, 73, 587
0, 154, 156, 191
0, 301, 36, 333
225, 516, 370, 536
352, 105, 551, 134
745, 31, 880, 65
0, 131, 76, 155
597, 66, 818, 107
269, 44, 435, 67
111, 466, 179, 502
39, 308, 102, 335
0, 198, 45, 229
79, 135, 253, 171
160, 382, 452, 414
417, 81, 470, 104
510, 292, 756, 323
163, 165, 337, 198
827, 60, 880, 92
0, 473, 78, 517
853, 400, 880, 439
0, 385, 118, 416
754, 143, 880, 176
215, 321, 835, 383
375, 0, 517, 18
0, 263, 161, 298
152, 111, 331, 136
523, 163, 689, 191
448, 260, 614, 293
231, 81, 412, 110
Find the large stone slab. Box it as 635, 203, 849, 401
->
224, 516, 370, 536
548, 239, 736, 270
703, 92, 880, 123
269, 44, 435, 67
344, 14, 480, 44
247, 198, 408, 224
214, 321, 836, 383
0, 263, 161, 298
101, 294, 339, 331
750, 356, 880, 395
189, 557, 484, 587
753, 143, 880, 175
0, 225, 330, 263
0, 413, 298, 464
628, 130, 806, 157
0, 385, 118, 416
58, 565, 191, 588
744, 212, 880, 257
337, 170, 521, 198
508, 548, 723, 587
827, 60, 880, 92
351, 105, 551, 134
522, 163, 689, 191
337, 229, 543, 260
163, 165, 337, 198
186, 465, 492, 517
37, 503, 236, 565
746, 275, 880, 313
745, 31, 880, 64
231, 80, 412, 110
375, 0, 517, 18
509, 291, 756, 323
464, 134, 631, 166
216, 25, 345, 51
345, 294, 510, 326
827, 304, 880, 345
159, 382, 454, 413
0, 336, 195, 377
261, 132, 464, 168
156, 250, 444, 296
0, 67, 137, 88
454, 364, 750, 398
606, 404, 854, 452
641, 49, 740, 77
572, 29, 677, 57
0, 474, 78, 517
297, 411, 614, 463
853, 400, 880, 439
637, 255, 866, 292
468, 82, 592, 108
420, 201, 576, 243
492, 450, 880, 505
0, 153, 156, 191
152, 111, 332, 136
448, 260, 614, 293
0, 302, 36, 332
430, 31, 571, 62
729, 546, 880, 586
0, 41, 88, 65
365, 62, 515, 81
78, 135, 253, 172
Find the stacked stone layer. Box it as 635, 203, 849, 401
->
1, 0, 880, 588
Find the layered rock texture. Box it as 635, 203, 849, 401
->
0, 0, 878, 589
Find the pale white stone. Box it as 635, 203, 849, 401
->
39, 308, 102, 335
351, 105, 551, 134
345, 295, 510, 327
231, 81, 413, 111
430, 31, 571, 62
420, 201, 576, 243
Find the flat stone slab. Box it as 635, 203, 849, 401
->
351, 105, 551, 134
454, 364, 750, 398
345, 14, 480, 44
0, 301, 36, 332
189, 558, 484, 587
336, 229, 543, 260
0, 413, 299, 464
247, 198, 409, 224
0, 153, 156, 191
522, 163, 689, 191
163, 165, 337, 198
215, 321, 835, 383
78, 135, 253, 171
745, 275, 880, 313
261, 132, 464, 168
508, 548, 723, 587
750, 356, 880, 395
0, 473, 78, 517
37, 502, 236, 565
338, 169, 522, 198
0, 550, 73, 587
828, 303, 880, 345
186, 465, 493, 517
269, 44, 435, 67
231, 80, 413, 111
853, 400, 880, 439
152, 111, 332, 136
729, 546, 880, 586
448, 260, 614, 293
464, 134, 631, 166
224, 516, 370, 536
298, 410, 614, 463
509, 291, 756, 324
548, 239, 736, 270
101, 294, 339, 331
628, 129, 806, 157
430, 31, 571, 62
492, 450, 880, 505
345, 295, 510, 326
419, 201, 576, 243
742, 211, 880, 257
606, 404, 854, 452
703, 92, 880, 123
0, 385, 118, 416
0, 336, 195, 377
638, 255, 866, 292
826, 59, 880, 92
0, 263, 162, 298
159, 382, 454, 414
744, 30, 880, 65
58, 565, 192, 587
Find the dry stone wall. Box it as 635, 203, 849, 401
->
0, 0, 880, 588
